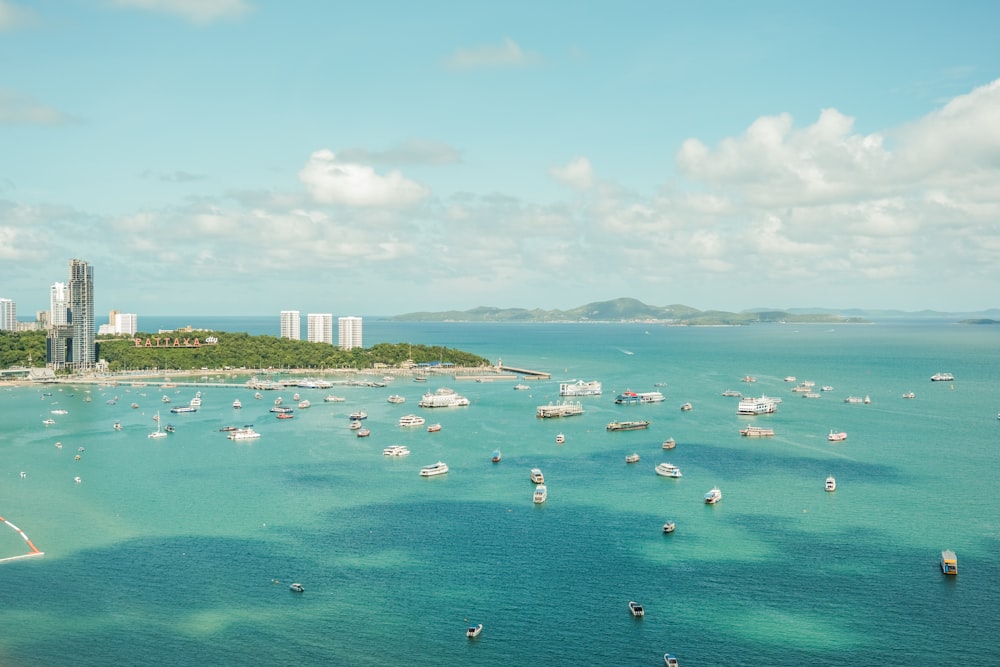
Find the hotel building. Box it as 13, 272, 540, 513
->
280, 310, 300, 340
307, 313, 333, 344
0, 298, 15, 331
47, 258, 95, 369
50, 282, 68, 326
338, 316, 363, 350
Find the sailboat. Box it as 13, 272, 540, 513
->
148, 411, 167, 439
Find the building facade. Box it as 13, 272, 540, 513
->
0, 298, 15, 331
280, 310, 300, 340
307, 313, 333, 344
68, 259, 95, 368
338, 316, 363, 350
50, 282, 68, 326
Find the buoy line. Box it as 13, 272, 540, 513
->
0, 515, 44, 563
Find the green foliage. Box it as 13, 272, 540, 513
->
0, 330, 47, 368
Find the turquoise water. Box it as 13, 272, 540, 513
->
2, 320, 999, 665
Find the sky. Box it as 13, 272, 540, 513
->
2, 0, 999, 318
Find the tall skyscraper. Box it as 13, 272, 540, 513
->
68, 259, 95, 368
307, 313, 333, 344
280, 310, 300, 340
50, 282, 68, 326
0, 298, 15, 331
338, 316, 363, 350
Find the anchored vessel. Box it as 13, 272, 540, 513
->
606, 420, 650, 431
559, 380, 602, 397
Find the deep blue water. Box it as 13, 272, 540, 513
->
1, 319, 998, 665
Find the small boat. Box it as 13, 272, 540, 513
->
679, 402, 692, 411
426, 423, 442, 432
131, 402, 139, 409
356, 428, 370, 437
466, 623, 483, 638
704, 487, 722, 504
324, 395, 346, 402
162, 395, 171, 403
419, 461, 449, 477
232, 399, 242, 409
414, 376, 428, 382
293, 393, 300, 401
784, 376, 797, 382
276, 413, 294, 420
387, 395, 405, 404
664, 653, 679, 667
721, 389, 742, 397
655, 462, 682, 478
42, 418, 56, 425
349, 411, 367, 421
625, 452, 640, 464
825, 476, 836, 492
533, 484, 547, 504
513, 383, 530, 390
662, 521, 676, 534
930, 372, 955, 382
662, 438, 676, 450
742, 375, 757, 383
940, 549, 958, 575
530, 468, 544, 484
902, 391, 915, 399
864, 394, 871, 404
289, 583, 304, 593
349, 421, 362, 430
383, 445, 410, 457
113, 420, 122, 431
628, 600, 644, 618
828, 430, 847, 442
491, 449, 502, 463
821, 386, 834, 392
555, 433, 565, 444
254, 392, 263, 400
274, 397, 283, 406
220, 425, 238, 432
164, 424, 175, 433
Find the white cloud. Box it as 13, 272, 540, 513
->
109, 0, 252, 24
444, 37, 538, 70
550, 157, 595, 190
297, 149, 429, 208
0, 90, 73, 125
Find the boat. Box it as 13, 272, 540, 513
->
704, 487, 722, 504
844, 396, 864, 404
148, 411, 167, 439
664, 653, 679, 667
170, 405, 197, 414
466, 623, 483, 638
270, 406, 293, 414
625, 452, 640, 463
413, 376, 427, 382
349, 421, 362, 430
721, 389, 742, 397
931, 372, 955, 382
902, 391, 915, 399
276, 413, 294, 420
655, 463, 682, 478
164, 424, 175, 433
940, 549, 958, 575
426, 423, 442, 432
418, 387, 470, 408
274, 397, 283, 406
228, 427, 261, 441
513, 383, 530, 391
383, 445, 410, 456
419, 461, 449, 477
292, 393, 301, 401
356, 428, 370, 437
349, 411, 367, 420
559, 379, 602, 397
825, 476, 836, 492
822, 386, 834, 392
113, 420, 122, 431
533, 484, 547, 503
536, 401, 584, 418
679, 402, 693, 411
398, 414, 426, 427
219, 425, 238, 432
741, 375, 757, 383
491, 449, 502, 463
828, 430, 847, 442
614, 390, 665, 405
42, 418, 55, 425
555, 433, 565, 444
784, 376, 797, 382
232, 399, 242, 409
297, 400, 311, 409
387, 395, 405, 404
628, 600, 644, 618
254, 392, 263, 400
530, 468, 544, 484
289, 583, 304, 593
189, 395, 202, 408
662, 520, 676, 534
864, 394, 871, 404
662, 438, 676, 450
740, 425, 774, 437
606, 420, 650, 431
161, 395, 171, 403
737, 396, 777, 415
324, 395, 346, 402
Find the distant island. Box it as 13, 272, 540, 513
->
392, 297, 869, 325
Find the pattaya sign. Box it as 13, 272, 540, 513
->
134, 336, 219, 348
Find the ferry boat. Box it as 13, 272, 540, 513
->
625, 453, 640, 463
418, 387, 470, 408
628, 600, 645, 618
930, 372, 955, 382
530, 468, 544, 484
227, 427, 261, 441
606, 420, 650, 431
662, 438, 676, 449
655, 462, 682, 478
398, 414, 426, 427
559, 379, 602, 397
536, 401, 584, 418
737, 396, 777, 415
419, 461, 449, 477
740, 425, 774, 437
170, 405, 197, 414
533, 485, 547, 504
704, 487, 722, 504
825, 476, 837, 492
491, 449, 502, 463
828, 430, 847, 442
383, 445, 410, 457
270, 406, 293, 414
940, 549, 958, 575
614, 390, 665, 405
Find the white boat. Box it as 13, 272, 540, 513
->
42, 419, 55, 425
844, 396, 864, 404
466, 623, 483, 638
418, 388, 470, 408
491, 449, 502, 463
161, 395, 171, 403
559, 379, 602, 397
784, 376, 797, 382
383, 445, 410, 457
232, 399, 242, 409
324, 395, 346, 402
555, 433, 565, 444
625, 452, 640, 463
349, 420, 362, 430
113, 420, 122, 431
825, 476, 836, 492
426, 423, 442, 432
293, 393, 300, 401
822, 386, 835, 392
530, 468, 544, 484
513, 384, 531, 391
254, 392, 263, 400
740, 425, 774, 437
628, 600, 645, 617
387, 395, 405, 404
828, 430, 847, 442
349, 411, 367, 421
356, 428, 371, 437
655, 463, 682, 478
297, 400, 311, 409
533, 484, 547, 503
940, 549, 958, 575
803, 392, 821, 399
148, 411, 167, 439
189, 395, 202, 408
721, 389, 742, 397
662, 521, 676, 534
398, 414, 426, 427
662, 438, 676, 450
289, 583, 304, 592
228, 427, 261, 441
614, 390, 665, 404
704, 487, 722, 504
737, 396, 777, 415
170, 405, 197, 414
679, 402, 693, 411
902, 391, 915, 399
664, 653, 679, 667
930, 372, 955, 382
536, 401, 585, 418
419, 461, 449, 477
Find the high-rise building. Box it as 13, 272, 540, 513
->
307, 313, 333, 344
115, 312, 138, 336
338, 316, 363, 350
50, 282, 68, 326
280, 310, 300, 340
0, 298, 15, 331
53, 258, 95, 369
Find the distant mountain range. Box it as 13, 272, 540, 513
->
391, 298, 1000, 325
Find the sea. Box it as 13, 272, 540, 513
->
1, 317, 998, 666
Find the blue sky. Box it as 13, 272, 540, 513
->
2, 0, 999, 317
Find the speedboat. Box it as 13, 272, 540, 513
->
491, 449, 502, 463
664, 653, 679, 667
662, 521, 675, 534
679, 402, 692, 411
289, 583, 304, 593
533, 484, 547, 503
655, 463, 682, 478
902, 391, 915, 399
398, 414, 426, 427
828, 430, 847, 442
530, 468, 544, 484
349, 420, 362, 430
825, 476, 837, 492
419, 461, 449, 477
625, 452, 640, 464
466, 623, 483, 638
704, 487, 722, 504
628, 600, 644, 617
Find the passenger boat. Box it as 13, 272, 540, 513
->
625, 453, 640, 464
356, 428, 370, 437
466, 623, 483, 638
930, 372, 955, 382
737, 396, 776, 415
513, 383, 530, 391
559, 379, 602, 396
825, 476, 836, 492
662, 438, 676, 449
297, 400, 311, 409
704, 487, 722, 504
491, 449, 502, 463
679, 402, 693, 411
419, 461, 449, 477
742, 375, 757, 383
387, 395, 405, 404
382, 445, 410, 456
270, 406, 293, 413
293, 393, 300, 401
536, 401, 584, 418
662, 521, 675, 534
533, 484, 547, 504
628, 600, 645, 617
289, 583, 304, 593
170, 405, 197, 414
827, 430, 847, 442
530, 468, 544, 484
940, 549, 958, 575
606, 420, 650, 431
349, 421, 362, 430
324, 395, 345, 402
614, 390, 665, 404
426, 423, 442, 432
398, 414, 426, 427
227, 427, 261, 441
232, 398, 242, 409
555, 433, 565, 444
740, 425, 774, 437
664, 653, 679, 667
844, 396, 864, 404
418, 387, 470, 408
655, 463, 682, 478
349, 411, 367, 420
721, 389, 742, 397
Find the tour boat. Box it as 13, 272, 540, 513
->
232, 399, 242, 409
625, 452, 640, 464
530, 468, 544, 484
419, 461, 449, 477
533, 484, 547, 504
606, 420, 650, 431
382, 445, 410, 456
828, 430, 847, 442
704, 487, 722, 504
398, 414, 426, 427
655, 463, 682, 478
825, 476, 837, 492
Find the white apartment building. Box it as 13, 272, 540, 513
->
0, 298, 15, 331
338, 316, 363, 350
307, 313, 333, 344
280, 310, 301, 340
50, 282, 68, 326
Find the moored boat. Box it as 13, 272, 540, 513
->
555, 433, 565, 444
533, 484, 547, 504
559, 379, 602, 396
356, 427, 370, 437
289, 583, 304, 593
349, 411, 367, 420
466, 623, 483, 638
704, 487, 722, 504
828, 430, 847, 442
232, 398, 242, 409
398, 414, 426, 427
383, 445, 410, 456
419, 461, 449, 477
940, 549, 958, 575
426, 423, 442, 432
737, 396, 776, 415
825, 475, 836, 492
662, 520, 676, 534
662, 438, 676, 449
930, 372, 955, 382
679, 402, 692, 411
530, 468, 544, 484
664, 653, 679, 667
655, 462, 682, 478
536, 401, 585, 418
740, 425, 774, 437
628, 600, 644, 617
324, 395, 345, 402
606, 420, 650, 431
625, 452, 640, 463
491, 449, 501, 463
228, 427, 261, 441
387, 395, 405, 404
